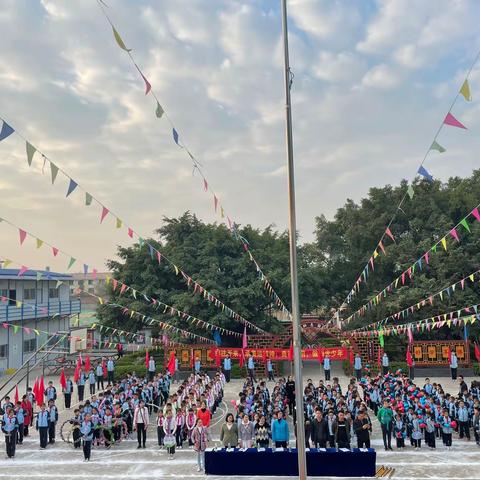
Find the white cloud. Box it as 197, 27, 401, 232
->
361, 63, 402, 89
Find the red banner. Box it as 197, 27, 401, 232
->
208, 346, 348, 362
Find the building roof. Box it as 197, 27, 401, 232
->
71, 272, 110, 281
0, 269, 73, 281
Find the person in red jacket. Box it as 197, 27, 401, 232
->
196, 401, 211, 429
21, 395, 33, 437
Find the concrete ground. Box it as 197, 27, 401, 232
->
0, 362, 479, 479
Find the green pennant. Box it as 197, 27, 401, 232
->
26, 141, 36, 166
379, 331, 384, 347
56, 280, 63, 289
430, 140, 446, 153
407, 185, 414, 199
85, 192, 93, 206
460, 218, 471, 233
138, 238, 144, 248
50, 163, 59, 184
431, 244, 437, 253
67, 257, 76, 270
155, 101, 164, 118
13, 325, 19, 334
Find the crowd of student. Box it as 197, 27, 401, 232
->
0, 355, 225, 471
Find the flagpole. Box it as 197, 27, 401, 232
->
280, 1, 307, 479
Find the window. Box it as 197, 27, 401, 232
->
23, 288, 36, 301
23, 338, 36, 353
0, 345, 8, 358
49, 288, 59, 299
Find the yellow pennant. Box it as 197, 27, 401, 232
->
112, 26, 131, 52
460, 79, 472, 101
116, 218, 123, 229
441, 237, 447, 251
373, 249, 379, 259
174, 265, 179, 275
16, 300, 22, 308
469, 274, 474, 282
36, 238, 43, 249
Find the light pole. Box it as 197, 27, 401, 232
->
281, 0, 307, 478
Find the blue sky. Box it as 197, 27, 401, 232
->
1, 0, 480, 272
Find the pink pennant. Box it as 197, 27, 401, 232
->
156, 251, 162, 264
127, 227, 134, 238
40, 307, 48, 315
141, 73, 151, 95
428, 296, 433, 305
24, 327, 31, 334
378, 241, 386, 255
407, 266, 412, 279
369, 257, 374, 271
120, 284, 127, 295
214, 195, 218, 212
18, 265, 28, 277
100, 206, 109, 223
424, 251, 429, 265
444, 112, 467, 129
203, 179, 208, 192
385, 227, 395, 242
449, 228, 460, 242
472, 207, 480, 222
401, 272, 405, 285
19, 229, 27, 245
52, 247, 59, 257
2, 323, 8, 329
461, 279, 465, 289
0, 297, 7, 304
112, 279, 118, 291
92, 268, 97, 280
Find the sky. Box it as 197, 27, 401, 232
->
1, 0, 480, 274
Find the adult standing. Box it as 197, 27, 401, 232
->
247, 352, 256, 383
353, 410, 371, 449
133, 399, 149, 449
450, 351, 458, 380
21, 394, 33, 437
223, 354, 232, 383
266, 358, 275, 381
354, 354, 362, 381
377, 399, 394, 451
311, 408, 328, 448
63, 375, 74, 409
334, 411, 351, 449
194, 357, 201, 374
323, 355, 331, 381
271, 410, 289, 448
285, 376, 295, 416
107, 357, 115, 384
220, 413, 238, 448
382, 353, 389, 376
196, 401, 211, 433
148, 356, 156, 382
238, 414, 255, 449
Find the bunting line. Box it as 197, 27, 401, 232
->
94, 0, 291, 319
344, 203, 480, 323
0, 124, 266, 334
338, 49, 480, 313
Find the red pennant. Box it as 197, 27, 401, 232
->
406, 348, 413, 367
84, 355, 91, 373
145, 349, 150, 369
385, 227, 395, 242
100, 206, 109, 223
14, 385, 19, 404
127, 227, 134, 238
203, 179, 208, 192
52, 247, 59, 257
19, 229, 27, 245
474, 342, 480, 362
167, 351, 176, 374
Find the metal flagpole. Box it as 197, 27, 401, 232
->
280, 1, 307, 479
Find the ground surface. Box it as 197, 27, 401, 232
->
0, 362, 479, 479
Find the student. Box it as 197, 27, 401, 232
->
354, 354, 362, 381
80, 413, 94, 461
334, 411, 351, 449
106, 358, 115, 384
70, 408, 82, 449
185, 407, 197, 446
271, 410, 289, 448
63, 375, 74, 409
323, 355, 331, 381
163, 410, 177, 459
411, 412, 422, 449
353, 410, 371, 448
175, 408, 185, 448
133, 399, 149, 449
223, 354, 232, 383
14, 402, 24, 445
472, 407, 480, 445
96, 362, 105, 391
424, 413, 436, 449
88, 369, 96, 396
239, 414, 255, 449
247, 353, 256, 383
157, 410, 165, 447
192, 418, 208, 472
148, 357, 156, 382
194, 357, 201, 374
266, 358, 275, 381
457, 400, 470, 440
77, 369, 86, 402
20, 395, 32, 437
377, 399, 394, 451
220, 413, 238, 448
326, 409, 336, 448
450, 351, 458, 380
2, 408, 18, 458
381, 353, 389, 376
48, 399, 58, 444
441, 411, 454, 450
26, 387, 36, 426
36, 403, 49, 449
393, 413, 406, 449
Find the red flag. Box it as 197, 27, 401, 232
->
239, 350, 245, 368
73, 357, 81, 383
84, 355, 91, 373
262, 349, 267, 364
102, 360, 107, 377
60, 368, 67, 390
406, 348, 413, 367
38, 376, 45, 405
475, 342, 480, 362
318, 349, 324, 364
288, 342, 294, 361
167, 351, 176, 375
349, 349, 354, 366
33, 377, 39, 403
14, 385, 19, 404
145, 349, 150, 369
242, 326, 248, 349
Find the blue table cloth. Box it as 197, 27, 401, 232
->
205, 447, 376, 477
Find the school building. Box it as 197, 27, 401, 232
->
0, 269, 81, 370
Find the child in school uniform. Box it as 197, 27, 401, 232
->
14, 402, 24, 445
70, 409, 82, 448
192, 418, 209, 472
48, 400, 58, 444
80, 413, 94, 461
36, 404, 50, 449
424, 413, 436, 449
393, 413, 406, 449
185, 407, 197, 447
163, 409, 177, 459
175, 408, 185, 448
411, 412, 422, 449
441, 411, 454, 450
157, 410, 165, 447
89, 369, 96, 396
2, 408, 18, 458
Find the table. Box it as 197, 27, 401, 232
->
205, 447, 376, 477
